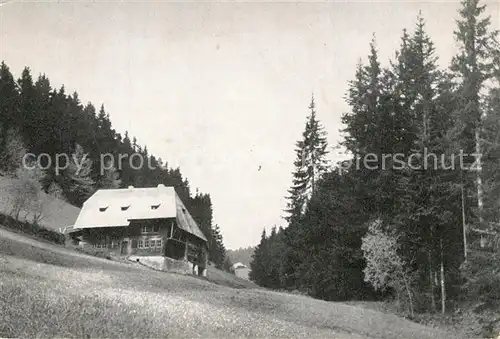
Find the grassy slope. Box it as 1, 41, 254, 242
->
0, 176, 80, 230
206, 264, 258, 289
0, 227, 462, 339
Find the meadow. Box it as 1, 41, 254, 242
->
0, 227, 460, 339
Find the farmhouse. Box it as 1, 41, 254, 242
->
232, 262, 251, 280
69, 184, 208, 276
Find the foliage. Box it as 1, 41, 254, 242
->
249, 229, 268, 285
222, 255, 234, 274
0, 127, 26, 175
362, 219, 416, 317
226, 246, 255, 267
284, 95, 329, 223
0, 213, 65, 245
209, 224, 228, 269
8, 164, 46, 223
46, 181, 66, 201
96, 158, 122, 189
61, 143, 96, 206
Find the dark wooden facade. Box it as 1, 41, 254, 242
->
72, 217, 208, 272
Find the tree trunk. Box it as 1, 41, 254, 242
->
311, 166, 315, 196
461, 179, 467, 260
440, 239, 446, 314
475, 128, 485, 247
403, 275, 414, 318
428, 250, 436, 312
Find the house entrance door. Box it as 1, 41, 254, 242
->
121, 240, 129, 255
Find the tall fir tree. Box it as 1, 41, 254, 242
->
285, 95, 329, 223
451, 0, 500, 241
62, 143, 96, 206
249, 229, 269, 285
0, 62, 20, 138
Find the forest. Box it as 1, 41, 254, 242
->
226, 246, 255, 267
0, 62, 231, 270
249, 0, 500, 336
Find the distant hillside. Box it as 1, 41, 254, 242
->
0, 176, 80, 230
226, 246, 255, 267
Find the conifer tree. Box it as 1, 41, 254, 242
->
63, 143, 96, 206
17, 67, 36, 139
451, 0, 500, 327
210, 224, 227, 269
390, 16, 449, 312
249, 229, 269, 285
285, 95, 328, 222
341, 37, 385, 216
0, 62, 20, 133
451, 0, 499, 240
97, 159, 122, 189
0, 128, 26, 175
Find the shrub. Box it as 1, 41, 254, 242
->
74, 246, 112, 260
0, 212, 65, 245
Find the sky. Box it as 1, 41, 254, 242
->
1, 0, 499, 249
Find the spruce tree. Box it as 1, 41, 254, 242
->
0, 128, 26, 175
17, 67, 36, 141
341, 37, 385, 216
210, 224, 227, 269
63, 143, 96, 206
31, 74, 54, 155
249, 229, 269, 285
97, 159, 122, 189
451, 0, 499, 241
285, 95, 329, 223
0, 62, 20, 133
452, 0, 500, 327
390, 16, 447, 312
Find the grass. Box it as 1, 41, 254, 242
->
0, 176, 80, 231
0, 227, 463, 339
206, 264, 259, 289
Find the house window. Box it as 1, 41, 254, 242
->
94, 242, 106, 249
141, 224, 159, 233
137, 238, 162, 250
111, 240, 119, 249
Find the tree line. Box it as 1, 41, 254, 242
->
226, 246, 255, 267
249, 1, 500, 335
0, 62, 230, 270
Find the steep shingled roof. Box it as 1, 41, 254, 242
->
232, 262, 248, 269
73, 184, 207, 242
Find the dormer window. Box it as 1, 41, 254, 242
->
99, 207, 108, 212
151, 204, 160, 210
121, 205, 130, 211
